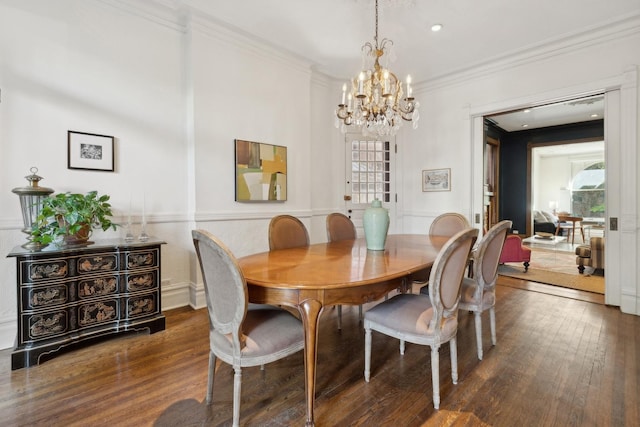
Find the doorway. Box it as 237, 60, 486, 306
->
529, 140, 605, 248
343, 133, 396, 235
481, 94, 608, 292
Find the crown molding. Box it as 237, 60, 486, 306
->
97, 0, 187, 32
418, 12, 640, 92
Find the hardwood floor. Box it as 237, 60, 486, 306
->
1, 278, 638, 426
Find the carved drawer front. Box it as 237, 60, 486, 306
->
22, 259, 69, 283
25, 310, 69, 341
126, 249, 158, 270
78, 275, 119, 299
76, 254, 118, 275
77, 299, 119, 328
23, 283, 70, 310
126, 270, 157, 292
126, 293, 157, 318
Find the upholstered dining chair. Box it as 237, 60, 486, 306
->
364, 227, 479, 410
326, 212, 357, 242
412, 212, 471, 288
326, 213, 361, 329
192, 230, 305, 427
268, 215, 310, 251
458, 220, 512, 360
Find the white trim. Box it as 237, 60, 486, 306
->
189, 282, 207, 310
0, 317, 15, 351
161, 280, 192, 311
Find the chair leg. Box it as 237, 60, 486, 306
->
337, 305, 342, 330
523, 261, 529, 272
474, 311, 483, 360
232, 366, 242, 427
206, 351, 216, 404
364, 323, 372, 382
489, 307, 497, 346
431, 345, 440, 410
358, 304, 363, 321
450, 338, 458, 384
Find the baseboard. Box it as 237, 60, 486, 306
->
0, 318, 16, 350
161, 280, 192, 311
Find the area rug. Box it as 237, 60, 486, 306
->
498, 265, 604, 294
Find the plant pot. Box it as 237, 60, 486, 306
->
59, 221, 93, 245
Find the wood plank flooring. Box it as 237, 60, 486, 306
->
0, 278, 638, 426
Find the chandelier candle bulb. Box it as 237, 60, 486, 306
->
383, 70, 390, 95
341, 83, 347, 105
358, 72, 365, 95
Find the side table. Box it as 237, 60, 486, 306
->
7, 238, 166, 370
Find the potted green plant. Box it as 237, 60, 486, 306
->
31, 191, 118, 246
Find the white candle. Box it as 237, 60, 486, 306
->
383, 70, 389, 94
406, 75, 412, 97
341, 83, 347, 104
358, 72, 365, 94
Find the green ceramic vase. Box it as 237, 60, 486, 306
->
363, 198, 389, 250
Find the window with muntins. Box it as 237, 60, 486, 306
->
350, 139, 390, 204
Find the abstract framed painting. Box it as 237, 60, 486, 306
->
235, 139, 287, 202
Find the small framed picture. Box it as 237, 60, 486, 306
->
422, 168, 451, 192
68, 131, 115, 172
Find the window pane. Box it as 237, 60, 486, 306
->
349, 138, 391, 205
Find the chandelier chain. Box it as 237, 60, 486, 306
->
374, 0, 379, 48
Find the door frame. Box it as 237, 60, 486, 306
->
469, 71, 637, 311
343, 133, 397, 235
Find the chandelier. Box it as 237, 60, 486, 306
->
335, 0, 419, 136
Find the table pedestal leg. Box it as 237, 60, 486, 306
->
299, 298, 322, 427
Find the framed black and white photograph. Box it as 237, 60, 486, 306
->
68, 130, 114, 172
422, 168, 451, 192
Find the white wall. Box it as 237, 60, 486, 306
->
0, 0, 189, 348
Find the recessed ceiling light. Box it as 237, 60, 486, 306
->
523, 109, 531, 113
591, 113, 599, 118
522, 124, 529, 128
431, 24, 443, 32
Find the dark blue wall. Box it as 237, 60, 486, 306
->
492, 120, 604, 234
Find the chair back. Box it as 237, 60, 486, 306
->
326, 213, 356, 242
429, 212, 470, 237
268, 215, 310, 250
428, 228, 478, 327
192, 230, 247, 356
473, 220, 512, 289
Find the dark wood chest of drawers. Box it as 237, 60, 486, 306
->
7, 238, 166, 370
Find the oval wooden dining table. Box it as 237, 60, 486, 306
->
237, 234, 449, 426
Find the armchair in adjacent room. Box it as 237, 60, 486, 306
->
498, 235, 531, 272
576, 236, 605, 274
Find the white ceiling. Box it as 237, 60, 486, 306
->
487, 94, 605, 132
165, 0, 638, 129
